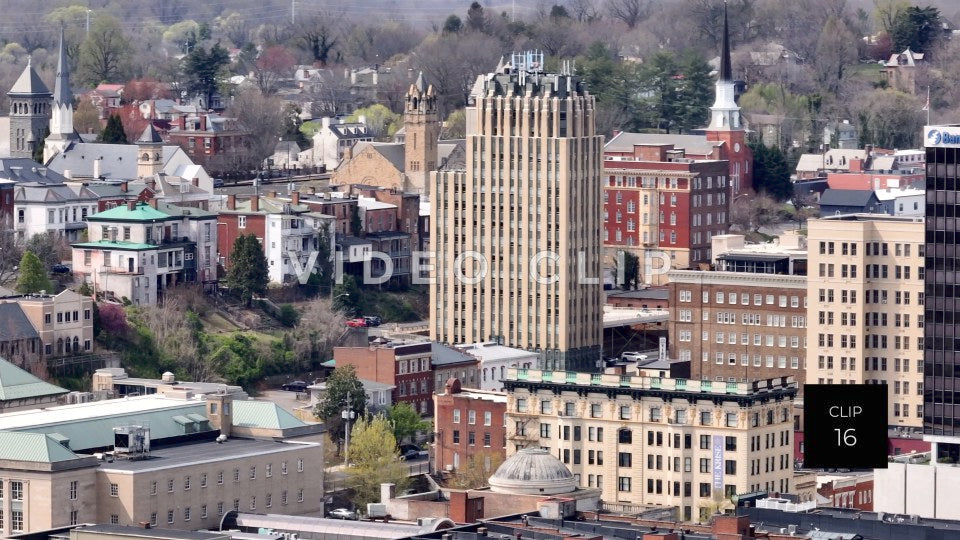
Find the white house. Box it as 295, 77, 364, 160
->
454, 342, 538, 392
14, 182, 99, 242
310, 117, 372, 171
71, 200, 218, 305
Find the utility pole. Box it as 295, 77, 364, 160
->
511, 0, 515, 22
86, 9, 92, 34
291, 0, 296, 25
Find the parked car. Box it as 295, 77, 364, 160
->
51, 264, 71, 274
363, 315, 382, 327
213, 178, 224, 188
398, 444, 422, 454
281, 380, 308, 392
621, 351, 644, 361
400, 449, 424, 461
329, 508, 358, 520
346, 318, 367, 328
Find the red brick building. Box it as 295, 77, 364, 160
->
433, 378, 507, 473
603, 144, 729, 277
817, 474, 874, 511
334, 341, 435, 415
166, 113, 249, 170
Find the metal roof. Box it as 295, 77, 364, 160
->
8, 61, 50, 96
231, 400, 305, 430
89, 202, 172, 222
819, 189, 878, 207
74, 524, 230, 540
0, 355, 67, 401
0, 304, 40, 342
71, 240, 159, 251
97, 439, 318, 473
234, 513, 424, 539
0, 432, 82, 463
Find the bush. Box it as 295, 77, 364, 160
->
278, 304, 300, 327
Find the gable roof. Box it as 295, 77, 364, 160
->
0, 432, 82, 463
231, 400, 305, 430
0, 158, 67, 184
0, 304, 40, 342
47, 142, 184, 179
14, 182, 99, 204
0, 354, 68, 401
819, 189, 878, 208
605, 132, 720, 156
353, 142, 405, 172
8, 62, 50, 96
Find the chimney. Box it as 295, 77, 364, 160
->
127, 200, 137, 211
200, 114, 207, 131
380, 483, 396, 503
292, 191, 300, 205
121, 181, 128, 193
322, 117, 331, 129
64, 169, 72, 179
251, 195, 260, 212
93, 158, 102, 179
227, 194, 236, 210
269, 190, 278, 198
206, 391, 233, 437
146, 178, 157, 191
309, 186, 317, 195
148, 199, 158, 209
177, 115, 186, 130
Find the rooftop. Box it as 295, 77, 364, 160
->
455, 342, 537, 362
88, 202, 172, 222
0, 356, 68, 402
431, 342, 477, 366
98, 438, 318, 473
71, 240, 159, 251
71, 524, 230, 540
0, 432, 84, 463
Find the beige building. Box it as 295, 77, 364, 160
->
7, 290, 95, 358
431, 54, 604, 371
0, 391, 323, 535
503, 368, 797, 522
806, 215, 924, 428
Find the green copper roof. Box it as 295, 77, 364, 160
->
0, 432, 82, 463
0, 357, 68, 401
89, 202, 172, 222
232, 401, 307, 430
72, 240, 158, 251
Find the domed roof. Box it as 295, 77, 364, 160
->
488, 447, 576, 495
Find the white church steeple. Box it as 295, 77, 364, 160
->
708, 2, 741, 130
44, 26, 78, 163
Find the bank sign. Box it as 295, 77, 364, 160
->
925, 125, 960, 147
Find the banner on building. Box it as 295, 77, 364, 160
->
712, 434, 724, 490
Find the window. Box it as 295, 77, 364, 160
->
110, 483, 119, 497
201, 505, 208, 519
184, 507, 192, 521
111, 514, 119, 525
618, 477, 631, 492
233, 468, 240, 482
185, 476, 192, 490
218, 471, 224, 484
167, 510, 175, 524
238, 216, 247, 228
168, 479, 174, 492
298, 458, 304, 472
452, 409, 460, 423
250, 496, 257, 510
250, 466, 256, 479
620, 405, 631, 420
69, 480, 78, 500
484, 411, 492, 426
201, 473, 207, 487
618, 452, 633, 467
149, 512, 157, 527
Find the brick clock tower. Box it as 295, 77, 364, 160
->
703, 2, 752, 195
403, 71, 440, 195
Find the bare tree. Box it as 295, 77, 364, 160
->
730, 193, 784, 233
606, 0, 651, 29
226, 88, 287, 171
296, 12, 344, 66
410, 33, 503, 114
216, 11, 253, 47
571, 0, 603, 23
288, 297, 346, 370
0, 215, 21, 285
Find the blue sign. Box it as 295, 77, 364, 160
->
712, 434, 724, 490
927, 128, 960, 146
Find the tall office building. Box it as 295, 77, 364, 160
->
430, 53, 603, 371
806, 215, 925, 429
923, 125, 960, 458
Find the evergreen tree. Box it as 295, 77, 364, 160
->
33, 127, 49, 163
676, 52, 713, 132
465, 2, 487, 33
16, 251, 54, 294
97, 115, 128, 144
638, 52, 680, 132
749, 142, 793, 201
224, 234, 268, 306
314, 365, 368, 449
890, 6, 941, 53
442, 14, 462, 34
184, 43, 230, 108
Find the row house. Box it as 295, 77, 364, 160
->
291, 191, 358, 236
603, 144, 730, 282
166, 113, 249, 170
333, 341, 436, 416
433, 378, 508, 473
71, 200, 218, 305
14, 182, 99, 241
217, 194, 335, 285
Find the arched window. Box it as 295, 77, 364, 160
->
73, 336, 80, 353
57, 338, 64, 354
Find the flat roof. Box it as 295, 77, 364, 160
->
98, 438, 319, 473
455, 342, 538, 362
73, 524, 229, 540
456, 389, 508, 403
0, 395, 199, 431
234, 513, 423, 539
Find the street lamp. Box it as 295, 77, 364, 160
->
341, 408, 357, 463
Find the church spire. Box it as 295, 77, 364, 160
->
719, 1, 732, 82
53, 25, 71, 106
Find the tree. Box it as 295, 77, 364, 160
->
97, 115, 128, 144
16, 251, 53, 294
288, 296, 345, 369
443, 14, 463, 34
750, 143, 793, 202
21, 233, 64, 269
346, 415, 410, 509
813, 16, 857, 97
606, 0, 650, 29
0, 218, 21, 284
386, 402, 431, 443
78, 14, 130, 86
675, 52, 713, 132
448, 453, 505, 489
163, 20, 201, 54
296, 13, 341, 66
315, 365, 368, 449
730, 192, 784, 233
637, 52, 680, 132
224, 234, 268, 306
254, 46, 296, 95
223, 89, 286, 173
617, 251, 640, 290
890, 6, 941, 53
183, 43, 230, 108
443, 110, 466, 139
33, 127, 49, 163
465, 2, 488, 33
347, 104, 401, 140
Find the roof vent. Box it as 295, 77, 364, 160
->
161, 371, 175, 383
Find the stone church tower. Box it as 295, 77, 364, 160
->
137, 123, 164, 178
8, 58, 52, 159
44, 27, 79, 163
403, 72, 440, 195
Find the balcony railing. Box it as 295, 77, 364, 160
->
505, 368, 796, 396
